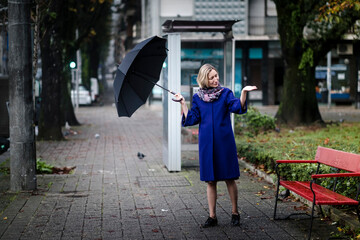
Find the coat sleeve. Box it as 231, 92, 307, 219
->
182, 97, 201, 126
226, 90, 247, 114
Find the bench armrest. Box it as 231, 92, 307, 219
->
276, 160, 317, 164
312, 172, 360, 179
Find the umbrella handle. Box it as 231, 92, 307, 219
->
168, 90, 182, 102
172, 97, 182, 102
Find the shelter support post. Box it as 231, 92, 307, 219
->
163, 33, 181, 172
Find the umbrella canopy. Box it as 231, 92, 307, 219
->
113, 36, 168, 117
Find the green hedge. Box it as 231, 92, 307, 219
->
235, 108, 360, 199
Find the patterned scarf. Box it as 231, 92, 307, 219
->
197, 86, 224, 102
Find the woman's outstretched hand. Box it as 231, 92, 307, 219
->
240, 86, 257, 109
242, 86, 258, 92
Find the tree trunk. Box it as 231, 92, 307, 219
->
274, 1, 323, 125
90, 41, 100, 79
37, 1, 64, 140
8, 0, 36, 191
89, 40, 100, 97
276, 58, 323, 125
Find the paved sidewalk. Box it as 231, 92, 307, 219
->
0, 84, 351, 240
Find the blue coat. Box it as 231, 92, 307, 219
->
182, 88, 247, 182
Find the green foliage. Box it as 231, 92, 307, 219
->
47, 182, 53, 189
1, 158, 54, 175
236, 141, 276, 171
235, 122, 360, 199
0, 158, 9, 176
48, 12, 57, 19
36, 158, 53, 174
330, 223, 360, 239
298, 48, 314, 71
235, 107, 276, 137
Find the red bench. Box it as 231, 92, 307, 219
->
273, 146, 360, 240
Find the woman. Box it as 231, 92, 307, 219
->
175, 64, 257, 228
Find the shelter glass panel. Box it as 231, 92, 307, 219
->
180, 41, 225, 161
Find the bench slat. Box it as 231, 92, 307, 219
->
316, 147, 360, 172
297, 181, 359, 205
280, 181, 359, 205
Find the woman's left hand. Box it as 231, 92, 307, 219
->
240, 86, 257, 108
242, 86, 258, 92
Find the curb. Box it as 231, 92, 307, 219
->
238, 159, 360, 231
239, 159, 276, 184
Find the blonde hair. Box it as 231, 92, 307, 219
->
197, 64, 218, 88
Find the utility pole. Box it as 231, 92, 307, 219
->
8, 0, 37, 191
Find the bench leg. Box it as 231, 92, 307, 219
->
273, 180, 280, 220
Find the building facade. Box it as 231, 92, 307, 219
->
115, 0, 359, 106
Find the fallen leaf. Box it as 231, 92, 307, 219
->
152, 229, 159, 233
3, 217, 7, 220
260, 196, 272, 200
52, 166, 76, 174
255, 191, 265, 196
324, 138, 330, 145
294, 205, 308, 211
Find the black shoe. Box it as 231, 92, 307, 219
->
231, 214, 240, 226
202, 217, 218, 228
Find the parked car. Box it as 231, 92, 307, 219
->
71, 85, 92, 105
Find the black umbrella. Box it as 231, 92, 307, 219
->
113, 36, 179, 117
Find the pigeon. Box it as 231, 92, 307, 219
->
137, 152, 145, 159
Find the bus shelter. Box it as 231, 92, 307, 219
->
161, 20, 238, 172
